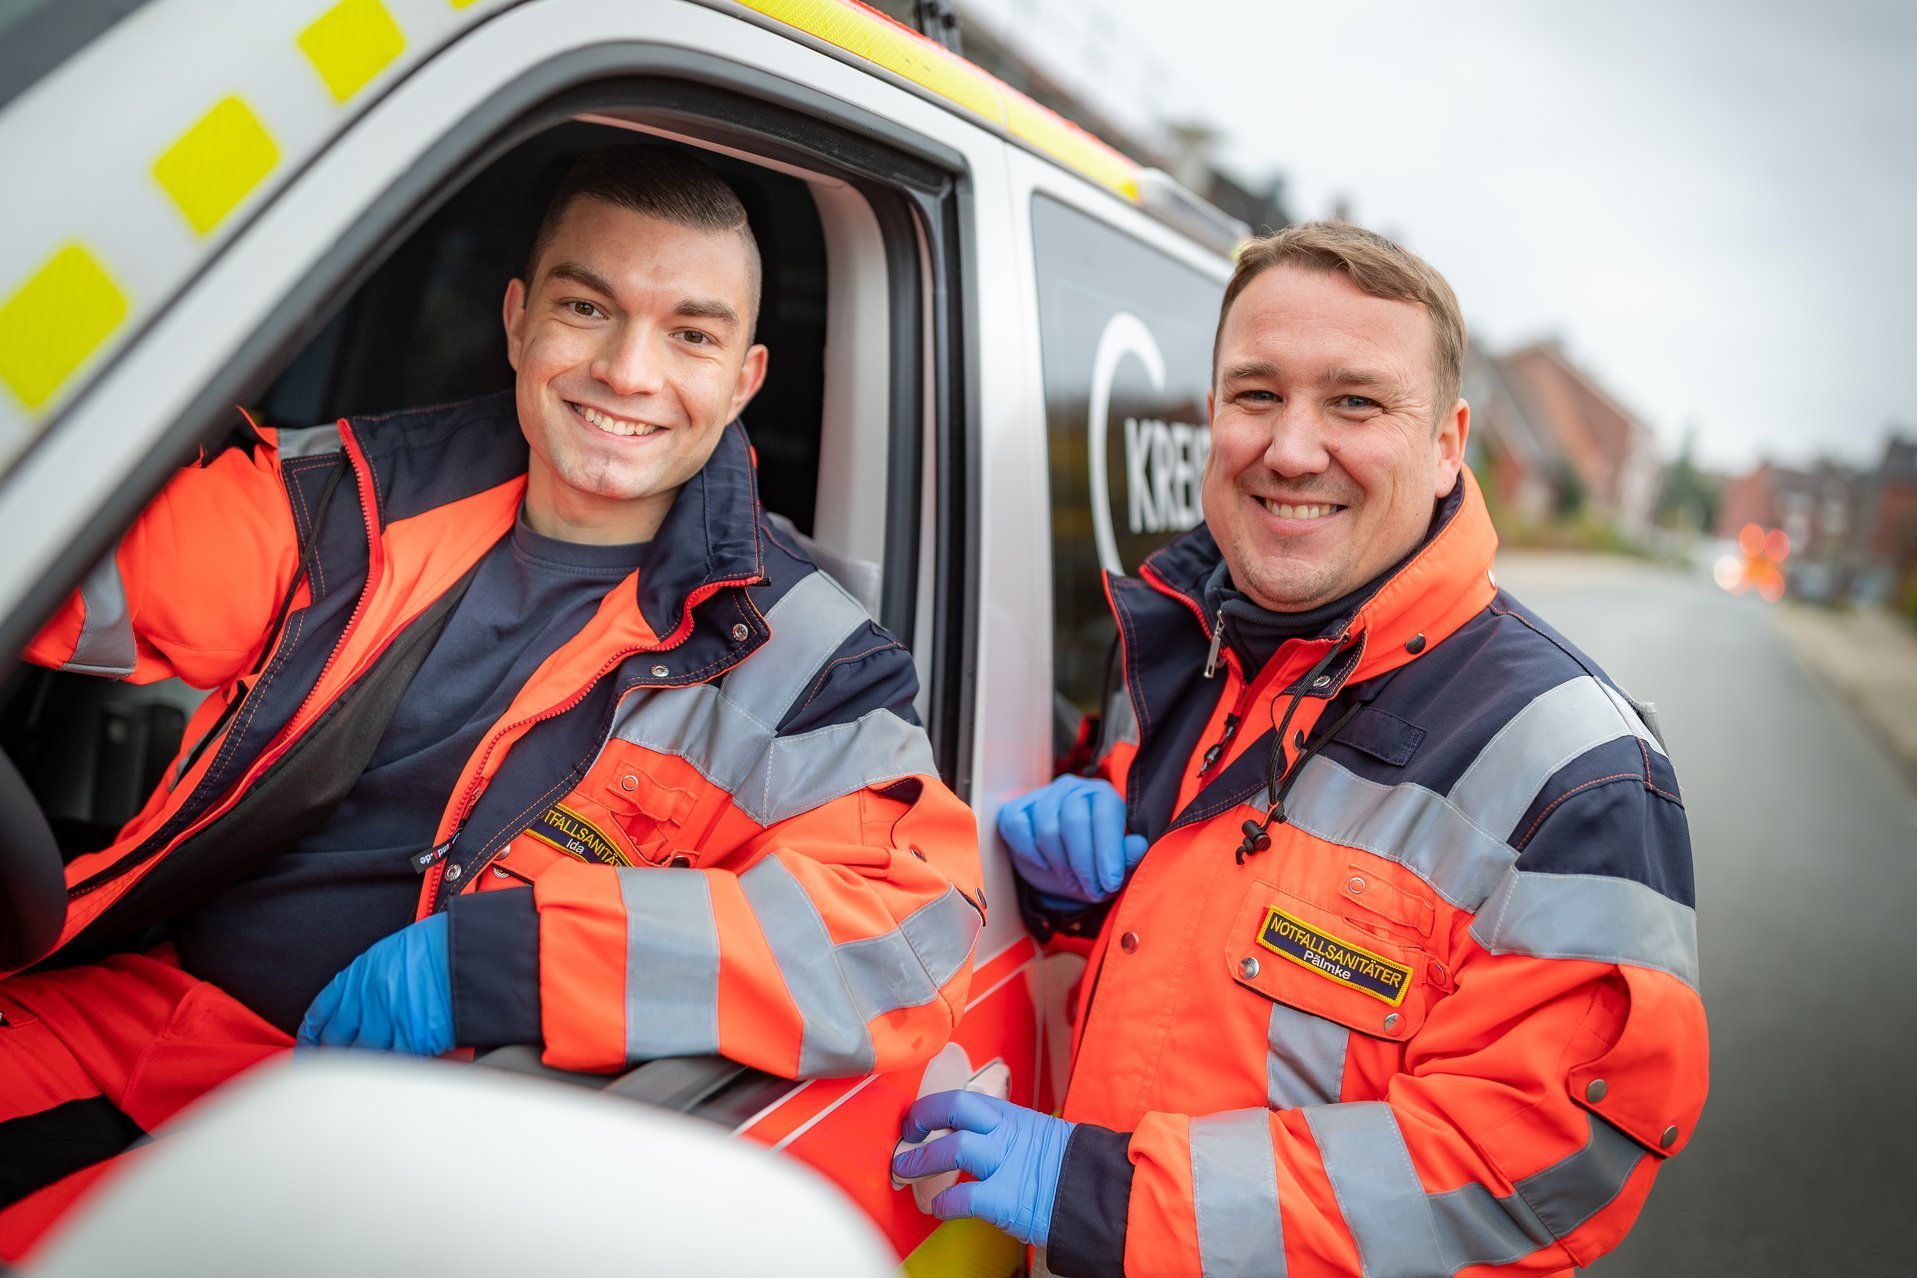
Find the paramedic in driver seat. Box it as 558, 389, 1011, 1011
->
0, 144, 982, 1250
892, 222, 1705, 1276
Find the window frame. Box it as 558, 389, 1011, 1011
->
0, 43, 979, 794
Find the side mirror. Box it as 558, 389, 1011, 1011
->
25, 1056, 898, 1278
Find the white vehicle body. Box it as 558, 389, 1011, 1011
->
0, 1, 1238, 1268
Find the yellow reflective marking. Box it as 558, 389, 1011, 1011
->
739, 0, 1138, 201
0, 245, 129, 412
898, 1216, 1023, 1278
742, 1, 1005, 125
0, 243, 129, 410
448, 0, 482, 7
299, 0, 406, 104
152, 96, 281, 236
1002, 94, 1141, 201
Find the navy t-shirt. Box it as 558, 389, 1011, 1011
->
176, 513, 646, 1032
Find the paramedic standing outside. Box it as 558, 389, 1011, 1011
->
895, 222, 1706, 1277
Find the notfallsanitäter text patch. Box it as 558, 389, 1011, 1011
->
1255, 907, 1413, 1006
527, 803, 633, 867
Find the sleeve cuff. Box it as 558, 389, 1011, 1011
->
1045, 1123, 1133, 1278
447, 888, 542, 1049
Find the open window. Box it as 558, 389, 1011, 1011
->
258, 121, 838, 578
4, 72, 974, 861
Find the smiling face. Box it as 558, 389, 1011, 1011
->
503, 196, 767, 544
1202, 264, 1467, 612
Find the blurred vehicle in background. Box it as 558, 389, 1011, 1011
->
1714, 523, 1791, 603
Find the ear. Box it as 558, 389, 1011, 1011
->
1432, 397, 1469, 496
1202, 390, 1222, 486
728, 343, 770, 420
502, 277, 527, 371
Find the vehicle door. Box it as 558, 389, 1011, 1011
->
975, 148, 1233, 1100
0, 0, 1034, 1269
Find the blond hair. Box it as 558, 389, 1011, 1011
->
1214, 221, 1465, 416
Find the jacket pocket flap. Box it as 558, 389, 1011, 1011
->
1228, 879, 1430, 1042
1566, 965, 1707, 1158
597, 758, 697, 825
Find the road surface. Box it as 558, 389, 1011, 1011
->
1493, 553, 1917, 1276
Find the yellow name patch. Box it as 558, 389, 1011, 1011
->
527, 803, 632, 867
1256, 907, 1412, 1006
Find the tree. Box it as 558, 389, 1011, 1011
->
1655, 426, 1719, 532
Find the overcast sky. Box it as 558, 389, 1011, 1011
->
963, 0, 1916, 475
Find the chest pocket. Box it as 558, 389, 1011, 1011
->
1228, 879, 1434, 1043
513, 744, 716, 869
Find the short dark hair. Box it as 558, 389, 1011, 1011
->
525, 143, 762, 339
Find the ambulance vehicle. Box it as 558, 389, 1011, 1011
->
0, 1, 1243, 1269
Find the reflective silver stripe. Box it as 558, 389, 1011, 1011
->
1279, 758, 1514, 913
610, 572, 935, 828
1303, 1105, 1640, 1274
906, 890, 979, 989
1266, 1002, 1348, 1108
723, 571, 870, 725
615, 685, 935, 827
67, 545, 136, 676
1449, 677, 1660, 841
273, 421, 343, 459
745, 708, 936, 826
617, 868, 721, 1059
1428, 1182, 1553, 1270
839, 885, 979, 1018
740, 860, 977, 1077
741, 858, 867, 1075
764, 509, 883, 618
1304, 1102, 1443, 1278
1471, 868, 1700, 989
1515, 1110, 1647, 1240
1189, 1110, 1285, 1278
1281, 700, 1693, 981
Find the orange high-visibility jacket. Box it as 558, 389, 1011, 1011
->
1038, 472, 1706, 1278
19, 395, 982, 1078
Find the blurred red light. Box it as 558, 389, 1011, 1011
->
1738, 524, 1765, 557
1765, 529, 1791, 562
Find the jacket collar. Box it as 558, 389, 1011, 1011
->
632, 418, 767, 642
1137, 468, 1499, 696
345, 396, 768, 649
1341, 467, 1499, 685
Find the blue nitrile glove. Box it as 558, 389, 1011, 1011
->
297, 913, 454, 1056
997, 775, 1149, 906
892, 1091, 1074, 1246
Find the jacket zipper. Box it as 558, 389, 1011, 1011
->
1202, 610, 1224, 678
1194, 609, 1258, 780
1141, 563, 1240, 685
1067, 570, 1236, 1105
422, 572, 762, 909
433, 646, 646, 865
1139, 561, 1214, 643
280, 421, 385, 740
